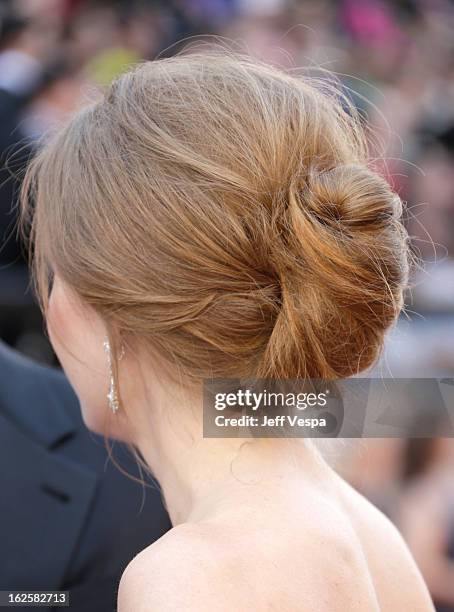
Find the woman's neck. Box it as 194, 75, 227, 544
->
134, 400, 331, 526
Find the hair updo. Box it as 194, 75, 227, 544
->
22, 51, 410, 381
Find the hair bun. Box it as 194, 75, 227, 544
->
260, 163, 410, 379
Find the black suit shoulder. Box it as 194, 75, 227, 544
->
0, 342, 170, 612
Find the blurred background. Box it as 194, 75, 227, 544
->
0, 0, 453, 609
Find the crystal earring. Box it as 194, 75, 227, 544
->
103, 338, 123, 414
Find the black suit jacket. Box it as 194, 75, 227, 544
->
0, 342, 171, 611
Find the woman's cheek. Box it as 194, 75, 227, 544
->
46, 279, 133, 441
47, 281, 101, 406
47, 277, 79, 356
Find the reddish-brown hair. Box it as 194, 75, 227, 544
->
21, 51, 410, 381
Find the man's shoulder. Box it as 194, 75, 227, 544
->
0, 341, 83, 442
0, 342, 170, 605
0, 341, 77, 405
0, 341, 65, 383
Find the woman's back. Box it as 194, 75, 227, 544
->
119, 460, 433, 611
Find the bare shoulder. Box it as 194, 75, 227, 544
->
118, 518, 370, 612
117, 483, 435, 612
117, 523, 229, 612
336, 477, 435, 611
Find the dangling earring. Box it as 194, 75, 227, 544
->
103, 338, 123, 414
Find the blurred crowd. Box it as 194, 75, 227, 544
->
0, 0, 453, 609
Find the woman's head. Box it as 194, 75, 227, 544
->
21, 51, 410, 434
